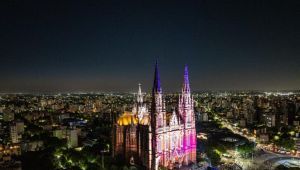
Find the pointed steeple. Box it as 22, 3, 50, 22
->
182, 64, 190, 93
170, 110, 178, 126
138, 83, 142, 95
153, 61, 162, 93
137, 83, 143, 103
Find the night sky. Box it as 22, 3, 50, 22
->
0, 0, 299, 92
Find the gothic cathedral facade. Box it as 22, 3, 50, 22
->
113, 62, 196, 170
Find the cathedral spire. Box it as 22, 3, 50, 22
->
138, 83, 142, 95
153, 61, 162, 93
137, 83, 143, 103
182, 64, 190, 93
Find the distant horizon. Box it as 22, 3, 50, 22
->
1, 0, 299, 92
1, 89, 300, 95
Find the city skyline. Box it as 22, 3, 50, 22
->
1, 1, 300, 170
1, 0, 299, 92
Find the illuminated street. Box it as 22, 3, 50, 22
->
213, 114, 300, 169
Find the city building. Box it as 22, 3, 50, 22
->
53, 129, 64, 139
15, 120, 24, 134
67, 129, 78, 148
113, 63, 196, 170
266, 114, 276, 127
239, 118, 246, 127
3, 109, 14, 122
200, 112, 208, 122
259, 134, 269, 143
53, 127, 78, 148
10, 122, 24, 144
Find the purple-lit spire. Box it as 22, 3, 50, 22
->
153, 61, 162, 93
183, 65, 190, 93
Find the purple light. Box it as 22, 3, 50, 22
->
153, 60, 162, 93
183, 65, 190, 93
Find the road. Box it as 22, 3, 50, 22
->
214, 115, 300, 169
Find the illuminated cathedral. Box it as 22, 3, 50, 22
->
112, 63, 196, 170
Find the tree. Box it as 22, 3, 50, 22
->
207, 149, 221, 166
237, 142, 255, 157
274, 136, 295, 151
279, 138, 295, 150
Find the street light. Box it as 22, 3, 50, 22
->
100, 144, 110, 169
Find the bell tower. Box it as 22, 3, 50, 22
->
178, 65, 197, 165
150, 61, 166, 170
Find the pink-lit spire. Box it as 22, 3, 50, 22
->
182, 65, 190, 93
